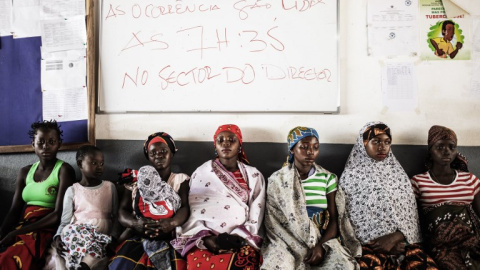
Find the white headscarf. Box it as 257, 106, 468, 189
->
339, 121, 421, 244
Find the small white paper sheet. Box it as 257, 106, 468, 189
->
12, 0, 41, 38
0, 0, 13, 36
367, 0, 418, 57
41, 49, 87, 90
381, 62, 418, 111
42, 87, 88, 122
40, 0, 85, 19
41, 48, 88, 121
41, 15, 86, 52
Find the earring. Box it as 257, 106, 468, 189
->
215, 149, 218, 156
238, 147, 241, 153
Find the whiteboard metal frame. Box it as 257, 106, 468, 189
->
97, 0, 340, 114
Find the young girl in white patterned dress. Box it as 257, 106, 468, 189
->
45, 145, 117, 270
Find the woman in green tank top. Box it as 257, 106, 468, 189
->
0, 120, 75, 270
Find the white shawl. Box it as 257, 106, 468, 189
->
172, 160, 265, 256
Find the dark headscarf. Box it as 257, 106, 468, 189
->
143, 132, 178, 160
427, 125, 457, 148
426, 125, 468, 172
214, 124, 249, 165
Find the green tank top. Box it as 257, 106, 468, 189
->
22, 159, 64, 208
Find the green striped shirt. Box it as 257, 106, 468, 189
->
301, 172, 337, 209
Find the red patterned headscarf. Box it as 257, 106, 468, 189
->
213, 124, 249, 164
426, 125, 468, 172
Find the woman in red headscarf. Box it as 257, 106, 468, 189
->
171, 124, 265, 270
411, 125, 480, 269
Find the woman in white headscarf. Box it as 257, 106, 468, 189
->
339, 121, 438, 270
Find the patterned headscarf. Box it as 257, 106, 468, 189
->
339, 121, 421, 244
286, 126, 319, 164
214, 124, 249, 164
427, 125, 457, 149
362, 123, 391, 146
426, 125, 468, 172
143, 132, 178, 160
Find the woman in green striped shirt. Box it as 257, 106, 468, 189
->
261, 126, 357, 270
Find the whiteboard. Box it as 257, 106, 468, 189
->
99, 0, 339, 112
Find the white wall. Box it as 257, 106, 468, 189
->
96, 0, 480, 145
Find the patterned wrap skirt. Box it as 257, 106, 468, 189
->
108, 236, 186, 270
358, 243, 438, 270
186, 245, 262, 270
0, 205, 55, 270
61, 224, 111, 270
422, 203, 480, 270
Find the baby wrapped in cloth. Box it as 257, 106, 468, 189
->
134, 165, 181, 220
133, 165, 182, 268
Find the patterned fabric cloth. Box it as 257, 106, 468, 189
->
214, 124, 249, 164
61, 224, 111, 270
357, 243, 437, 270
426, 125, 469, 172
132, 166, 183, 269
117, 168, 139, 184
420, 203, 480, 270
135, 165, 181, 220
261, 163, 358, 270
0, 206, 55, 270
108, 236, 186, 270
171, 160, 265, 257
286, 126, 319, 164
232, 170, 248, 191
186, 246, 262, 270
143, 132, 178, 159
109, 172, 189, 270
339, 121, 422, 245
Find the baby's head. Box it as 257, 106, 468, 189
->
76, 145, 104, 180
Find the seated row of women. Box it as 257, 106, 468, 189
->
0, 120, 479, 270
